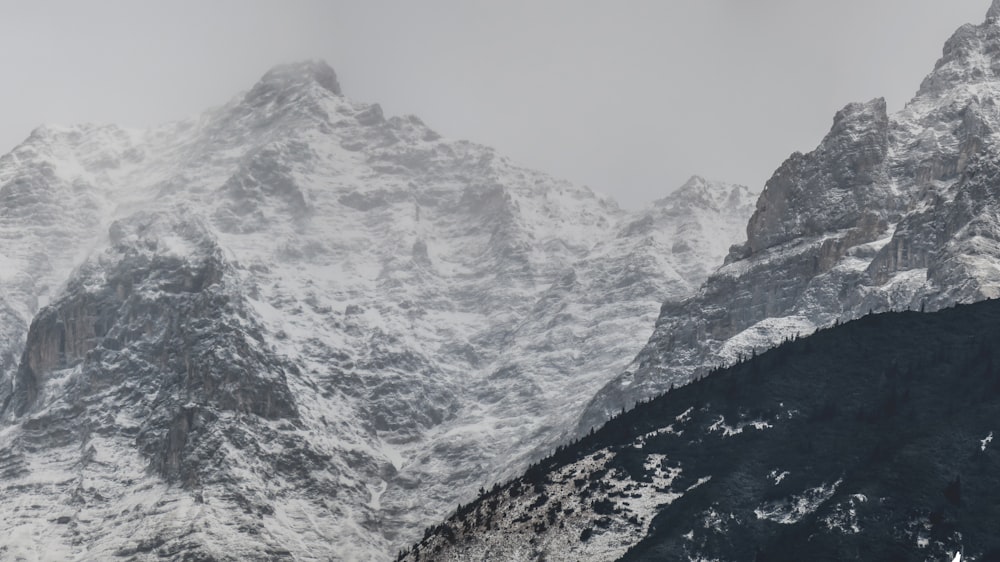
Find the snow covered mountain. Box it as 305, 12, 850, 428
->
580, 0, 1000, 431
0, 61, 754, 559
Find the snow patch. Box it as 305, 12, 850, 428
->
717, 315, 817, 366
821, 493, 866, 534
754, 479, 842, 525
707, 415, 773, 437
768, 470, 789, 485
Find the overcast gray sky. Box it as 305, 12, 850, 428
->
0, 1, 991, 208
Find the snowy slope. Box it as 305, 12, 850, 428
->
0, 61, 755, 559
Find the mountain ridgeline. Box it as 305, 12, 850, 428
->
405, 299, 1000, 561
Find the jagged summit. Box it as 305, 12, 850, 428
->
244, 59, 342, 106
658, 175, 713, 206
669, 175, 713, 201
681, 174, 707, 186
988, 0, 1000, 22
656, 175, 754, 214
745, 97, 889, 255
264, 59, 341, 94
917, 4, 1000, 97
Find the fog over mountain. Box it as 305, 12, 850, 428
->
0, 0, 990, 208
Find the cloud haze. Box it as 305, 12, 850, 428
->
0, 0, 990, 207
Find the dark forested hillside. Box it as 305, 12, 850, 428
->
405, 300, 1000, 561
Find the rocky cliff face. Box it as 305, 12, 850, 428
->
746, 99, 892, 255
580, 0, 1000, 431
0, 61, 755, 559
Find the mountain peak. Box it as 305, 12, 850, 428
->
917, 7, 1000, 97
262, 60, 341, 94
658, 175, 754, 212
678, 174, 708, 191
244, 60, 342, 107
988, 0, 1000, 22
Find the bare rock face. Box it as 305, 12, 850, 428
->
580, 1, 1000, 432
746, 98, 890, 254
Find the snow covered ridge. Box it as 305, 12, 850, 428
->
0, 61, 755, 558
581, 0, 1000, 431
